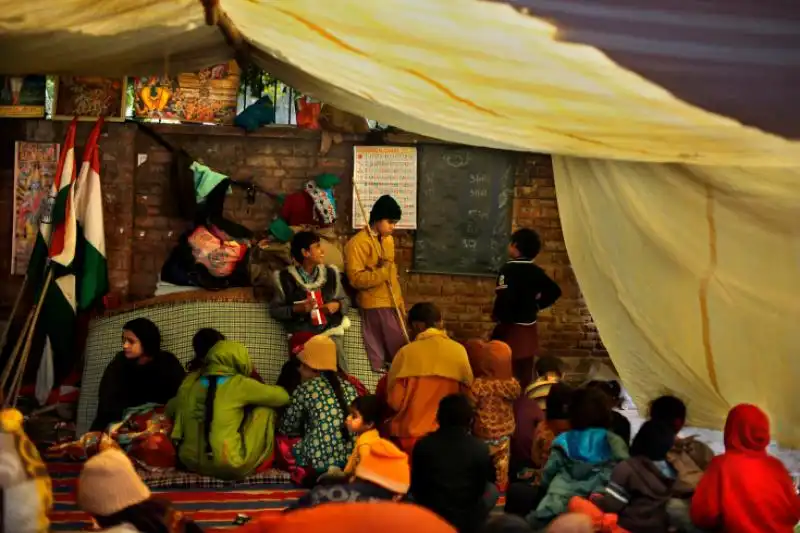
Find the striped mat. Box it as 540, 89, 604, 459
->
49, 462, 304, 531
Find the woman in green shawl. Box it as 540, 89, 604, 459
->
167, 340, 289, 480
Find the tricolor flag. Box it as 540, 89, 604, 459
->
33, 119, 78, 405
26, 119, 77, 288
74, 118, 108, 311
34, 119, 109, 405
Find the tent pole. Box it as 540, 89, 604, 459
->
5, 269, 53, 407
0, 274, 29, 361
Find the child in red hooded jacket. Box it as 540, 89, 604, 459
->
690, 404, 800, 533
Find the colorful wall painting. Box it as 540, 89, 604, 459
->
133, 61, 240, 124
0, 75, 47, 118
12, 142, 60, 274
53, 76, 127, 121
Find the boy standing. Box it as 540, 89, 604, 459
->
345, 194, 406, 371
492, 228, 561, 388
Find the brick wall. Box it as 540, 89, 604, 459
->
0, 120, 136, 309
0, 120, 607, 366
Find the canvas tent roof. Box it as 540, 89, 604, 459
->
2, 1, 798, 165
2, 0, 799, 446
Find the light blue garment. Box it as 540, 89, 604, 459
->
553, 428, 613, 463
654, 459, 677, 479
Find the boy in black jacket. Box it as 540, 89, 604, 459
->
410, 394, 498, 533
492, 228, 561, 388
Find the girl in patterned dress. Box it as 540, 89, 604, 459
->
466, 339, 521, 491
278, 335, 358, 478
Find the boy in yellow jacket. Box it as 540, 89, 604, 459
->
345, 195, 406, 371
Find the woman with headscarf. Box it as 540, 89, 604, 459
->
167, 340, 289, 480
593, 420, 678, 533
186, 328, 264, 382
690, 404, 800, 533
466, 339, 521, 490
90, 318, 186, 432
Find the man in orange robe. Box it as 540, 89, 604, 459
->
386, 303, 473, 454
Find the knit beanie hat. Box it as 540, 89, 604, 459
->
77, 449, 151, 517
297, 335, 337, 371
369, 195, 402, 224
355, 439, 410, 494
122, 318, 161, 358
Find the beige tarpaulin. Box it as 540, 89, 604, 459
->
1, 1, 798, 166
1, 1, 798, 441
553, 158, 800, 447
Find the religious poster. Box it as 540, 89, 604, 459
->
132, 61, 240, 124
352, 146, 418, 230
12, 142, 60, 274
0, 75, 46, 118
53, 76, 127, 121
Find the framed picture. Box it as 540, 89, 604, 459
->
12, 142, 60, 274
0, 75, 46, 118
133, 61, 240, 124
52, 76, 127, 121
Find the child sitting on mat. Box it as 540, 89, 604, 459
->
293, 437, 411, 508
278, 335, 359, 483
318, 394, 382, 483
78, 449, 203, 533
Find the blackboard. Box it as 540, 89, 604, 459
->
413, 145, 515, 276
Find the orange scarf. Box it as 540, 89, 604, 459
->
465, 339, 513, 380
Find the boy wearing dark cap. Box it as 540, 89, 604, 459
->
345, 195, 406, 371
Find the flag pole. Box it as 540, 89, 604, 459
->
0, 306, 35, 394
352, 184, 410, 345
0, 274, 30, 365
4, 269, 53, 407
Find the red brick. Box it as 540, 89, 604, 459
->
245, 155, 280, 167
281, 156, 313, 169
0, 121, 606, 363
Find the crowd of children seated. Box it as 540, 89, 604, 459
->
8, 360, 800, 532
6, 196, 798, 532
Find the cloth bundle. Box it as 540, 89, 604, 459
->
46, 404, 175, 469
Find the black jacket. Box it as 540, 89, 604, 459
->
410, 427, 496, 533
269, 264, 350, 334
492, 259, 561, 325
597, 456, 674, 533
91, 351, 186, 431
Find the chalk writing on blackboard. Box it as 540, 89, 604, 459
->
413, 145, 516, 276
